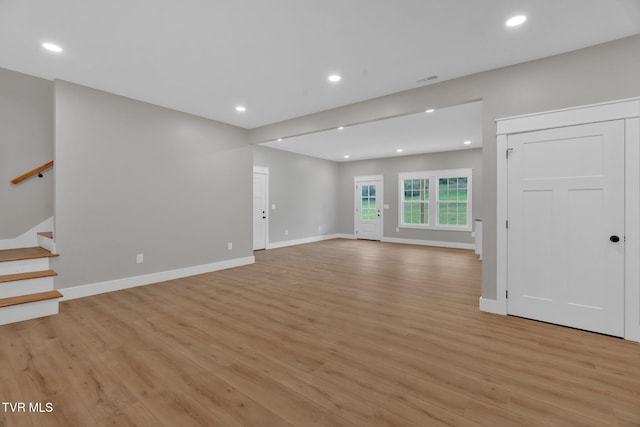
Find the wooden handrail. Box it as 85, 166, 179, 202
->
11, 161, 54, 184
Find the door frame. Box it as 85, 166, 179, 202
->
489, 97, 640, 342
253, 166, 269, 251
354, 175, 384, 240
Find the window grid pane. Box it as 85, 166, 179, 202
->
401, 178, 430, 225
361, 185, 378, 221
436, 176, 468, 226
438, 201, 467, 226
402, 174, 469, 228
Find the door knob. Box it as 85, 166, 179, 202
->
610, 235, 620, 243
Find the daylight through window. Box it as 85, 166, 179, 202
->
399, 169, 472, 231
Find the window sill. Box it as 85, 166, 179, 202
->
399, 225, 472, 232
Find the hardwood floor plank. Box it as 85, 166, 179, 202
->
365, 408, 427, 427
98, 402, 166, 427
134, 304, 369, 426
1, 239, 639, 426
463, 400, 541, 427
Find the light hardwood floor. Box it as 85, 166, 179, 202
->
1, 239, 639, 426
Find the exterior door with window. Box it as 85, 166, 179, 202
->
355, 178, 383, 240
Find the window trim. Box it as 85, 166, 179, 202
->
398, 168, 472, 232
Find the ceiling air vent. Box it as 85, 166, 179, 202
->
416, 75, 438, 84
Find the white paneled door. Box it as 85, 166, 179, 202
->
355, 179, 383, 241
253, 172, 268, 250
507, 121, 625, 336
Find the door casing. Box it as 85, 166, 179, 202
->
253, 166, 269, 250
489, 97, 640, 342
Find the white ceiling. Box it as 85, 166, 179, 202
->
262, 101, 483, 162
0, 1, 639, 129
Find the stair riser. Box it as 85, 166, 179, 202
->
0, 299, 59, 326
0, 258, 50, 275
0, 277, 54, 299
37, 235, 56, 254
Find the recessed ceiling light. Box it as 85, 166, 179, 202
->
344, 155, 350, 159
277, 138, 282, 142
42, 42, 63, 53
328, 74, 341, 83
506, 15, 527, 27
337, 126, 344, 130
396, 148, 403, 153
235, 106, 246, 112
425, 109, 435, 113
464, 140, 472, 145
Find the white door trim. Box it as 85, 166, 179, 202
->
490, 97, 640, 342
492, 133, 508, 315
253, 165, 269, 175
253, 166, 269, 250
496, 97, 640, 134
355, 175, 384, 182
625, 117, 640, 341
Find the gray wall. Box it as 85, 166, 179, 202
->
254, 146, 339, 244
54, 81, 252, 288
337, 148, 482, 244
0, 68, 53, 238
249, 34, 640, 300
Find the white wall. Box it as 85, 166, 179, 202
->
254, 146, 339, 244
54, 81, 253, 288
0, 68, 53, 239
249, 34, 640, 300
337, 148, 482, 244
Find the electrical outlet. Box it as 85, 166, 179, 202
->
272, 204, 276, 210
227, 242, 233, 250
396, 227, 399, 233
285, 229, 288, 236
136, 253, 144, 264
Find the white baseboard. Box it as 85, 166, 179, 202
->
59, 256, 255, 301
479, 296, 507, 315
266, 234, 473, 251
0, 217, 53, 250
381, 237, 475, 250
266, 234, 355, 249
333, 234, 357, 240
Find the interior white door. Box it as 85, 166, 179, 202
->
253, 172, 268, 250
507, 120, 625, 336
355, 180, 382, 240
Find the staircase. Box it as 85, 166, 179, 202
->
0, 233, 63, 325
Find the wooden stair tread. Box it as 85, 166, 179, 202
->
0, 247, 59, 262
37, 232, 54, 239
0, 290, 63, 308
0, 270, 57, 284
